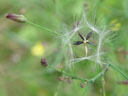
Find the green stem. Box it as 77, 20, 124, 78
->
102, 77, 106, 96
26, 20, 61, 36
47, 65, 109, 83
47, 65, 87, 81
89, 67, 107, 83
109, 64, 128, 80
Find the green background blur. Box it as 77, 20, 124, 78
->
0, 0, 128, 96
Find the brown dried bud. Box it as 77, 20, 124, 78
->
41, 58, 48, 67
118, 80, 128, 85
80, 83, 86, 88
6, 13, 27, 23
58, 76, 64, 81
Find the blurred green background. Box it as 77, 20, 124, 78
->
0, 0, 128, 96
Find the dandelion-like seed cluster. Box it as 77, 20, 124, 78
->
61, 12, 112, 69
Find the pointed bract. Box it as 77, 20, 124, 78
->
78, 32, 85, 40
74, 41, 83, 45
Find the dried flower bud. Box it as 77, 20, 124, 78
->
6, 13, 27, 23
118, 80, 128, 85
80, 83, 85, 88
80, 82, 87, 88
41, 58, 48, 67
67, 78, 72, 84
58, 76, 64, 81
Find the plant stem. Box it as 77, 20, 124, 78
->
109, 64, 128, 80
89, 67, 107, 83
47, 65, 109, 83
102, 77, 106, 96
47, 65, 87, 81
26, 20, 61, 36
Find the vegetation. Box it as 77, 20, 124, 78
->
0, 0, 128, 96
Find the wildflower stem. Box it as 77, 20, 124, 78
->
47, 65, 109, 83
47, 65, 87, 81
102, 77, 106, 96
109, 64, 128, 80
26, 20, 61, 36
89, 67, 107, 83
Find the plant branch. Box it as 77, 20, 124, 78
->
26, 20, 61, 36
109, 64, 128, 80
47, 65, 88, 81
47, 65, 109, 83
89, 67, 108, 83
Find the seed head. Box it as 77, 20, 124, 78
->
6, 13, 27, 23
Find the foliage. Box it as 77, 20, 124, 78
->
0, 0, 128, 96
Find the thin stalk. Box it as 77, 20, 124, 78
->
109, 64, 128, 80
89, 67, 107, 83
102, 77, 106, 96
26, 20, 61, 36
47, 65, 87, 81
47, 65, 109, 83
